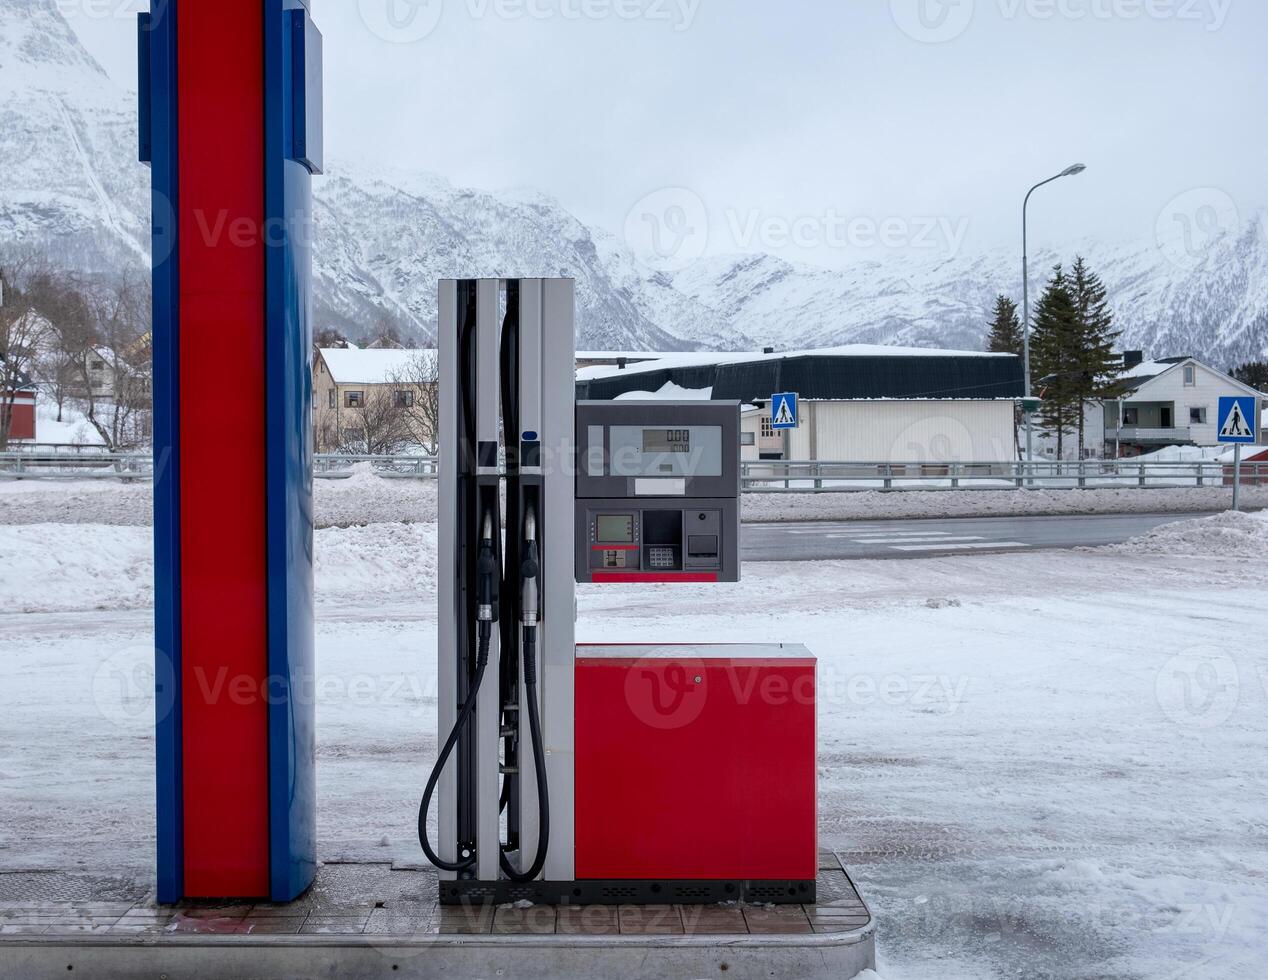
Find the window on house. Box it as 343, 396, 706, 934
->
319, 362, 326, 374
741, 432, 756, 446
1184, 365, 1196, 386
1123, 408, 1140, 426
395, 390, 415, 409
328, 390, 336, 409
1190, 407, 1207, 425
760, 416, 775, 439
345, 391, 365, 409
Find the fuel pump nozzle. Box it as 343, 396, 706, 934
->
520, 506, 540, 630
499, 500, 550, 883
477, 511, 498, 627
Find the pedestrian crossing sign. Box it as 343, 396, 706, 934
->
771, 392, 798, 430
1218, 396, 1257, 444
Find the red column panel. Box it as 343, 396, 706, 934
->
177, 0, 270, 897
576, 656, 818, 882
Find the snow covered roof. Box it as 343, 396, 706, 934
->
319, 348, 431, 385
575, 351, 685, 362
577, 346, 1025, 404
1108, 357, 1263, 400
576, 345, 1015, 383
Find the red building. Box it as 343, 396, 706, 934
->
3, 389, 36, 442
1224, 448, 1268, 487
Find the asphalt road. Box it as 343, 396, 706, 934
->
742, 511, 1212, 561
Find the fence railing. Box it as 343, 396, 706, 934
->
1, 453, 1264, 492
740, 459, 1267, 492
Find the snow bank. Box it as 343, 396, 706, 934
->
0, 522, 440, 612
315, 463, 438, 528
315, 522, 439, 601
1105, 509, 1268, 559
0, 524, 153, 612
5, 467, 1264, 530
742, 486, 1268, 523
0, 464, 439, 529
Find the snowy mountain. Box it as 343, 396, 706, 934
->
671, 220, 1268, 367
2, 0, 1266, 365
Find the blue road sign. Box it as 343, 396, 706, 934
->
1218, 396, 1258, 444
771, 392, 798, 430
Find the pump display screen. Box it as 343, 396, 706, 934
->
642, 429, 692, 454
608, 426, 724, 478
596, 514, 635, 543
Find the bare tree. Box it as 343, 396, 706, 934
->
29, 270, 153, 451
366, 309, 406, 349
0, 251, 54, 450
315, 326, 349, 349
73, 271, 152, 450
389, 349, 440, 455
325, 388, 412, 456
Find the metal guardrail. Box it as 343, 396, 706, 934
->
740, 459, 1268, 492
1, 453, 1264, 492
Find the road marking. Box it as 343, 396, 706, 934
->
891, 541, 1030, 553
849, 531, 952, 539
859, 536, 985, 545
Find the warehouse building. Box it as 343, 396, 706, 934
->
576, 346, 1025, 464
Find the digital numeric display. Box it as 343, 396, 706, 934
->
642, 429, 692, 454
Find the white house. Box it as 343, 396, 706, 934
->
1102, 356, 1265, 457
1042, 355, 1267, 459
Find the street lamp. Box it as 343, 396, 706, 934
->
1022, 163, 1087, 472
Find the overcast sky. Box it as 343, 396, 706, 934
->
66, 0, 1267, 269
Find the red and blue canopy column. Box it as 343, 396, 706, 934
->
139, 0, 323, 904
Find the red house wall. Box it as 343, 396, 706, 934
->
6, 394, 35, 441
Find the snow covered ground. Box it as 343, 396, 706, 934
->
742, 485, 1268, 523
2, 471, 1263, 528
2, 512, 1266, 977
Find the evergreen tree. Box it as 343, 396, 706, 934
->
986, 295, 1023, 355
1068, 257, 1121, 457
1029, 265, 1080, 459
1230, 362, 1268, 392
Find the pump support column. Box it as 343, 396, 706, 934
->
139, 0, 324, 903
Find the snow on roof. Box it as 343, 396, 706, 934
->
319, 348, 431, 385
575, 345, 1014, 382
1119, 358, 1180, 382
612, 382, 715, 402
575, 351, 685, 361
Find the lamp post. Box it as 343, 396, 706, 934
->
1022, 163, 1087, 473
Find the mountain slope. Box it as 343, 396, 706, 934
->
1, 0, 1265, 365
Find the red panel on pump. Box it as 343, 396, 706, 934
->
575, 652, 817, 882
177, 0, 270, 897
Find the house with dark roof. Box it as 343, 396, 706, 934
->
576, 346, 1026, 463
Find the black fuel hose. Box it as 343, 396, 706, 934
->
418, 519, 498, 873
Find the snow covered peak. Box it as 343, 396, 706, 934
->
0, 0, 109, 98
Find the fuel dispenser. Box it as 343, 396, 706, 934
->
423, 278, 818, 906
576, 401, 742, 583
